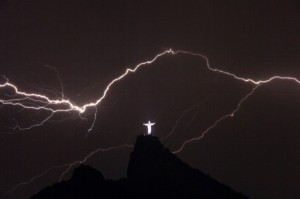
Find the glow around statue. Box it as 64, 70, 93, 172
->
143, 121, 155, 135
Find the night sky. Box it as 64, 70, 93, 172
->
0, 0, 299, 198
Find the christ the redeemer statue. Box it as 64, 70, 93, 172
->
143, 121, 155, 135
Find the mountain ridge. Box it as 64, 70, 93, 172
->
31, 135, 248, 199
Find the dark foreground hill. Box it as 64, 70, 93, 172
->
31, 135, 248, 199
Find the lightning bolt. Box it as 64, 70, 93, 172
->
58, 144, 133, 181
160, 96, 209, 141
0, 50, 175, 131
4, 144, 133, 196
172, 84, 260, 154
1, 49, 299, 131
43, 64, 65, 100
2, 49, 300, 196
4, 164, 70, 196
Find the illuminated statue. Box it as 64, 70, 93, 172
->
143, 121, 155, 135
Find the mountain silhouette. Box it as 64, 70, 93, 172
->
31, 135, 248, 199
